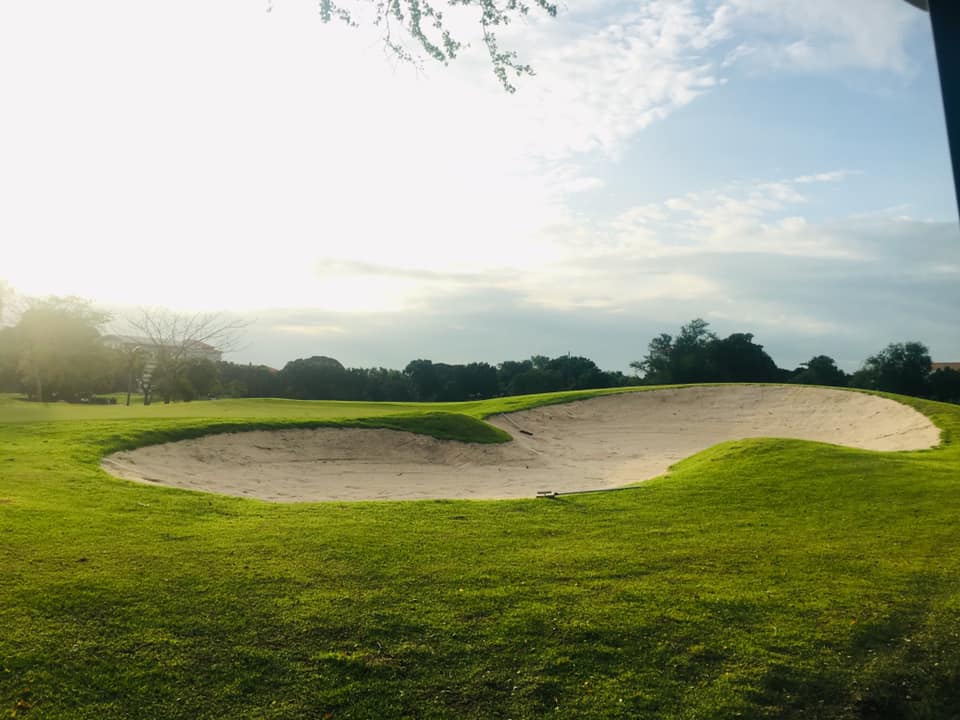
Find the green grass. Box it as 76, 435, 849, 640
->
0, 386, 646, 424
1, 387, 959, 719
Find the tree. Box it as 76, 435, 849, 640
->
671, 319, 718, 383
344, 366, 414, 401
706, 333, 780, 383
280, 356, 348, 399
139, 360, 159, 407
529, 355, 551, 370
127, 308, 245, 404
631, 319, 717, 384
496, 359, 533, 394
508, 366, 562, 395
928, 367, 960, 403
219, 361, 284, 398
459, 362, 499, 399
791, 355, 848, 387
851, 342, 932, 398
281, 0, 557, 92
546, 354, 608, 390
633, 320, 789, 385
115, 343, 147, 406
0, 326, 20, 391
8, 296, 113, 401
404, 359, 441, 401
181, 358, 222, 400
0, 279, 12, 327
630, 333, 673, 384
0, 282, 12, 390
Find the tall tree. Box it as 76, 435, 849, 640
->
929, 367, 960, 403
631, 319, 718, 385
0, 279, 10, 326
633, 320, 790, 385
181, 358, 222, 401
851, 342, 932, 397
280, 356, 348, 399
109, 343, 148, 406
459, 362, 499, 399
706, 333, 780, 383
630, 333, 673, 384
496, 359, 533, 394
0, 326, 19, 391
219, 362, 284, 398
343, 366, 414, 402
404, 359, 441, 401
546, 354, 608, 390
671, 318, 718, 383
127, 308, 245, 404
9, 296, 112, 401
507, 366, 562, 395
791, 355, 848, 387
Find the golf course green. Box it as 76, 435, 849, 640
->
1, 385, 959, 719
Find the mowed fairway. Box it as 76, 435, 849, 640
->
1, 387, 959, 719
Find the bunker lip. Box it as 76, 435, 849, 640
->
101, 385, 940, 502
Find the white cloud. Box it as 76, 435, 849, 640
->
272, 324, 346, 336
232, 208, 960, 371
794, 170, 857, 184
502, 0, 730, 159
595, 172, 859, 259
0, 0, 945, 367
0, 0, 749, 314
702, 305, 847, 339
482, 169, 960, 342
720, 0, 922, 75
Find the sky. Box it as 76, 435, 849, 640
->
1, 0, 957, 373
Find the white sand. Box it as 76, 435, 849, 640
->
101, 385, 940, 502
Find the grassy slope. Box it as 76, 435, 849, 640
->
1, 388, 959, 719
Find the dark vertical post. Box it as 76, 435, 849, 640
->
928, 0, 960, 217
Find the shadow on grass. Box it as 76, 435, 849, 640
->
744, 581, 960, 720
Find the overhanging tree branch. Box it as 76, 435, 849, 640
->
277, 0, 557, 92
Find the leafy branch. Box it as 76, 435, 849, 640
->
286, 0, 558, 91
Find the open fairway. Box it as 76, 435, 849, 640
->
2, 386, 960, 718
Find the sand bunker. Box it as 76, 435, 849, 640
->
102, 385, 939, 502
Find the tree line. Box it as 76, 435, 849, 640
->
631, 318, 960, 404
1, 299, 958, 405
0, 296, 635, 403
219, 354, 636, 403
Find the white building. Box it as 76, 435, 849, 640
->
102, 335, 223, 363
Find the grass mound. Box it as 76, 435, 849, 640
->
92, 411, 511, 458
341, 411, 512, 443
